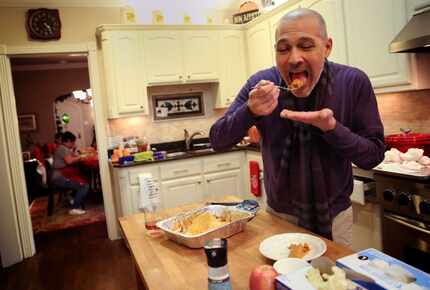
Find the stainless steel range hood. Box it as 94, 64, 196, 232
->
390, 5, 430, 53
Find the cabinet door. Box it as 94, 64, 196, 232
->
246, 21, 274, 76
216, 30, 247, 108
204, 169, 243, 199
101, 31, 148, 116
143, 30, 184, 84
303, 0, 348, 64
161, 176, 205, 209
183, 30, 219, 82
344, 0, 411, 88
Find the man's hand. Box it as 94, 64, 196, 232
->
247, 80, 280, 117
280, 108, 336, 132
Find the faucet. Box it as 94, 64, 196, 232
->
184, 129, 204, 151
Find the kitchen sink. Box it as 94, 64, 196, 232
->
166, 151, 188, 158
189, 148, 214, 154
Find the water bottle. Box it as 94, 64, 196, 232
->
204, 239, 232, 290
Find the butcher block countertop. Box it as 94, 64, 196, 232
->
119, 197, 353, 290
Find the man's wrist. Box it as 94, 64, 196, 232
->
246, 102, 262, 120
321, 117, 337, 132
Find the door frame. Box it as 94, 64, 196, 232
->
0, 42, 119, 267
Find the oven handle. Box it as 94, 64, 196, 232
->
384, 213, 430, 236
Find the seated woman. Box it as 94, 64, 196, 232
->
52, 131, 89, 215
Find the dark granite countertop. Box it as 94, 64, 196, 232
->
112, 140, 261, 168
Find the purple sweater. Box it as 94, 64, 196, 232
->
210, 63, 385, 218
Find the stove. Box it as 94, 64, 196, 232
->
375, 172, 430, 273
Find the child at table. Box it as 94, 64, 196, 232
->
52, 131, 89, 215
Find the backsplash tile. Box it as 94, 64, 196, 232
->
377, 89, 430, 135
108, 83, 226, 144
109, 86, 430, 145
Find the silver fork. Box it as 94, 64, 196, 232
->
251, 84, 293, 92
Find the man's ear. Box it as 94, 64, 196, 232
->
324, 37, 333, 58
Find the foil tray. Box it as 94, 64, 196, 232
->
156, 205, 255, 248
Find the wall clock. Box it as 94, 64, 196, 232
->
26, 8, 61, 40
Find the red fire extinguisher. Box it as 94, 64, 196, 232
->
249, 161, 261, 197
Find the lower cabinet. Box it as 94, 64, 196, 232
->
112, 151, 247, 217
204, 169, 243, 200
161, 175, 205, 209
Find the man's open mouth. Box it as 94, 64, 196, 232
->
288, 71, 308, 89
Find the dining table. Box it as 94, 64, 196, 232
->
118, 196, 354, 290
79, 153, 100, 192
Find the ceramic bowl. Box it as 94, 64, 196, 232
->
273, 258, 310, 276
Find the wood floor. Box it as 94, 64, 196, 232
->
0, 221, 138, 290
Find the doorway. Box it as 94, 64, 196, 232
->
0, 44, 118, 267
12, 53, 105, 238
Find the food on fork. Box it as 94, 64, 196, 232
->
290, 79, 304, 90
288, 242, 310, 258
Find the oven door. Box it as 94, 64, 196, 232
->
382, 212, 430, 273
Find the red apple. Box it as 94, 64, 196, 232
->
249, 265, 278, 290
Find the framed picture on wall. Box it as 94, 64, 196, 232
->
18, 114, 37, 132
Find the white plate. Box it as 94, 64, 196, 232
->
273, 258, 310, 275
259, 233, 327, 261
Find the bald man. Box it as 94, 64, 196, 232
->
210, 8, 384, 247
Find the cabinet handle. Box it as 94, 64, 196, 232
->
173, 169, 188, 175
207, 180, 211, 183
197, 181, 202, 184
217, 162, 231, 168
187, 75, 191, 79
179, 75, 183, 80
140, 105, 144, 109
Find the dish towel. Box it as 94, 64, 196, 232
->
138, 173, 160, 212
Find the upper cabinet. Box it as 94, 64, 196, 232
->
343, 0, 411, 89
302, 0, 348, 65
101, 30, 149, 118
142, 31, 183, 84
183, 31, 219, 82
143, 30, 219, 85
216, 30, 247, 108
246, 21, 273, 76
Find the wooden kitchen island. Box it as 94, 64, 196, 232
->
119, 199, 354, 290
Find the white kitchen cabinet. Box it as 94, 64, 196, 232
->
204, 169, 243, 199
343, 0, 411, 88
161, 175, 205, 209
246, 20, 274, 76
112, 152, 247, 215
112, 163, 159, 217
302, 0, 348, 64
143, 30, 219, 85
215, 30, 247, 108
183, 30, 219, 82
142, 30, 184, 84
101, 30, 149, 118
203, 152, 245, 198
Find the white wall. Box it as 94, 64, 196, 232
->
128, 0, 241, 24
